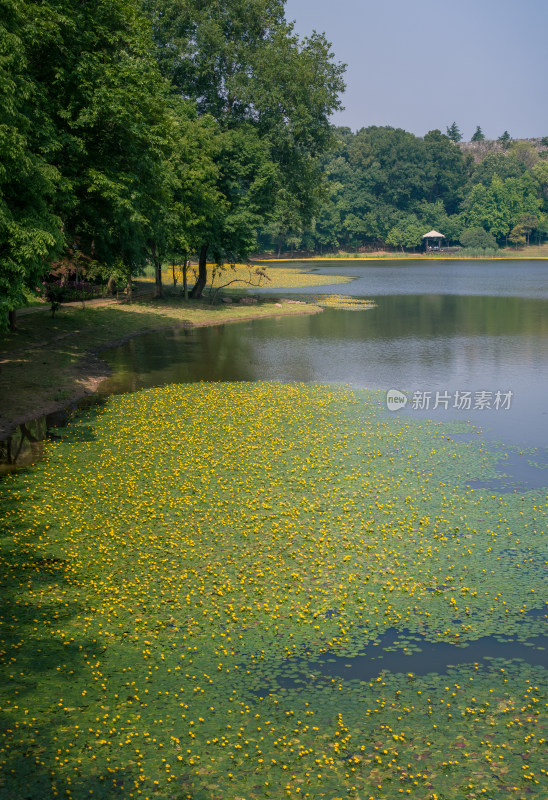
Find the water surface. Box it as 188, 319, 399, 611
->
98, 267, 548, 450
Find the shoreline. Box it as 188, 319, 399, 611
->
257, 255, 548, 262
0, 300, 322, 442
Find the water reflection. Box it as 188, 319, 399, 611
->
254, 258, 548, 299
0, 411, 69, 473
94, 292, 548, 449
259, 608, 548, 694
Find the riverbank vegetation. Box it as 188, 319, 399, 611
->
1, 382, 546, 799
258, 128, 548, 256
0, 0, 344, 329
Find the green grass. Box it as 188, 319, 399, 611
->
1, 383, 546, 799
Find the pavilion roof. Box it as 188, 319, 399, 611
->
422, 230, 445, 238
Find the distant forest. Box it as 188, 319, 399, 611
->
258, 127, 548, 255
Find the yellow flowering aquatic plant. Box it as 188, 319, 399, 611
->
0, 382, 546, 799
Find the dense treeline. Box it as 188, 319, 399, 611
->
0, 0, 344, 328
259, 126, 548, 255
2, 2, 548, 332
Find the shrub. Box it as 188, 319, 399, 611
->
460, 227, 498, 250
37, 280, 104, 316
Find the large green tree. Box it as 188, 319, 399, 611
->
2, 0, 221, 313
145, 0, 345, 296
0, 0, 63, 329
463, 174, 540, 242
471, 125, 485, 142
422, 129, 468, 214
22, 0, 192, 289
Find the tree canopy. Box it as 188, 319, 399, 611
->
145, 0, 345, 295
260, 125, 548, 254
0, 0, 346, 322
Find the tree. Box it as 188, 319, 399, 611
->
423, 129, 468, 214
532, 160, 548, 211
460, 227, 497, 249
510, 140, 539, 169
535, 215, 548, 244
463, 179, 508, 240
463, 174, 540, 243
386, 214, 423, 251
497, 130, 511, 149
514, 212, 539, 245
12, 0, 184, 302
508, 223, 526, 246
146, 0, 345, 296
143, 102, 220, 298
471, 126, 485, 142
265, 188, 305, 257
446, 122, 462, 143
471, 152, 526, 185
0, 0, 64, 329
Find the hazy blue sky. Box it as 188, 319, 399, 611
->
284, 0, 548, 141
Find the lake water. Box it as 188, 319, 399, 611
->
2, 260, 548, 799
98, 259, 548, 455
4, 259, 548, 480
96, 260, 548, 686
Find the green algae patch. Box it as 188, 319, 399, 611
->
312, 295, 377, 311
1, 383, 547, 799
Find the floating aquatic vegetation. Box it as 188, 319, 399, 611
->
0, 383, 546, 799
312, 294, 377, 310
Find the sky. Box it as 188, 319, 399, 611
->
284, 0, 548, 141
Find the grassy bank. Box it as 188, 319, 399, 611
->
142, 264, 352, 288
0, 295, 323, 439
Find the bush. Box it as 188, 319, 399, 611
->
36, 280, 104, 316
460, 227, 498, 250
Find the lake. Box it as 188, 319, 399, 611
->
99, 259, 548, 453
1, 259, 547, 800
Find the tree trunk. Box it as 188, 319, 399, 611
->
126, 268, 132, 302
106, 275, 116, 295
183, 257, 188, 301
8, 310, 16, 331
171, 261, 178, 288
152, 244, 163, 298
190, 244, 208, 299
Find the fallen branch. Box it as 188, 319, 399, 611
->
208, 265, 271, 305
